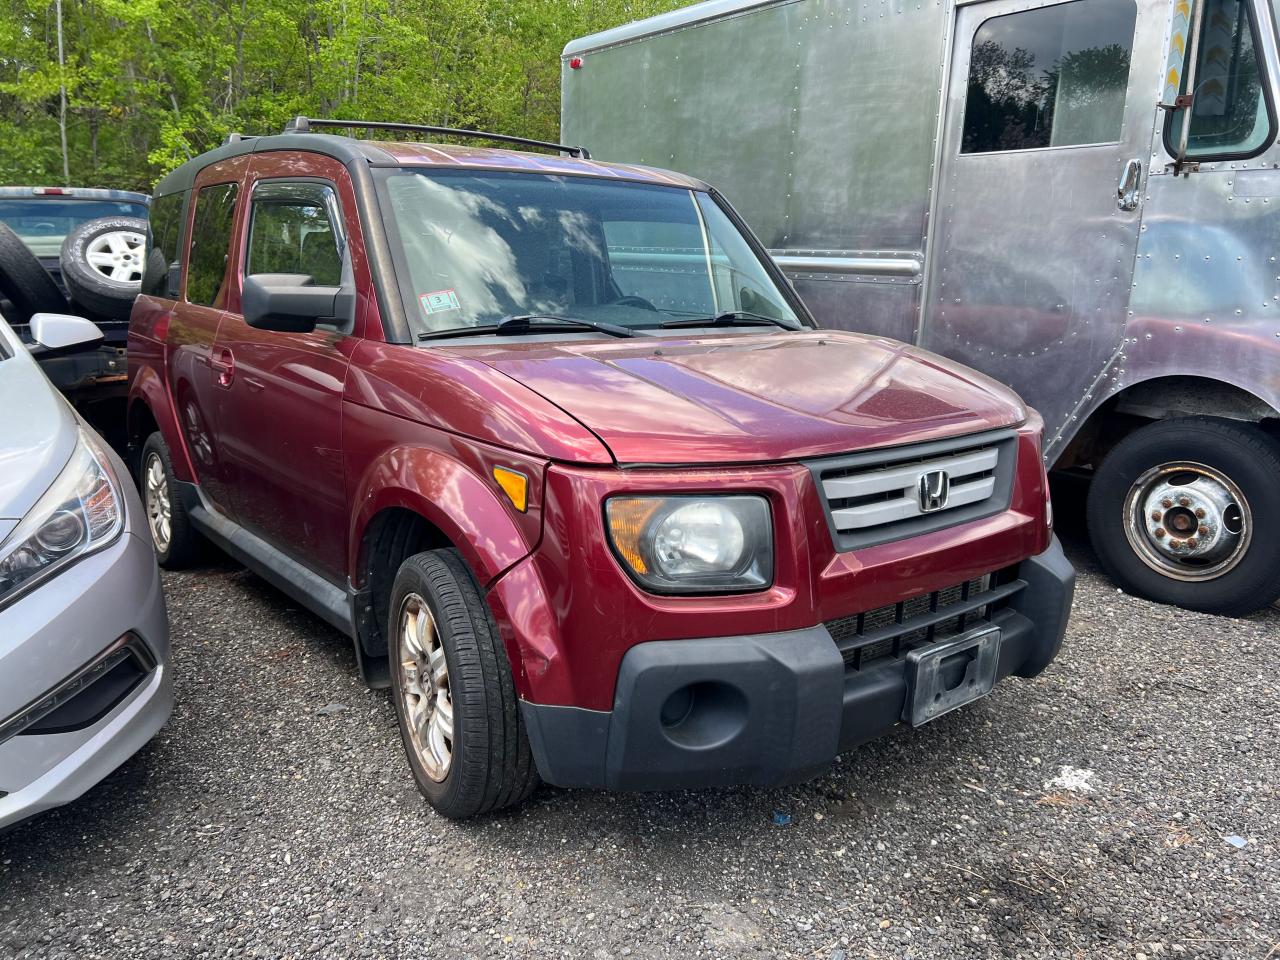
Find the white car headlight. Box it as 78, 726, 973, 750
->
605, 495, 773, 594
0, 428, 123, 607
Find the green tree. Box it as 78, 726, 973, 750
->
0, 0, 683, 190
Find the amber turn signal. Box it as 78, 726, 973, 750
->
493, 467, 529, 513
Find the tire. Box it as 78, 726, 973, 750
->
0, 221, 68, 323
1087, 416, 1280, 616
140, 431, 203, 569
59, 216, 149, 321
388, 549, 538, 818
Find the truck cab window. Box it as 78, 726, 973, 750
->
246, 181, 343, 287
961, 0, 1138, 153
1166, 0, 1276, 159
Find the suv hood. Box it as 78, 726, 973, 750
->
458, 330, 1027, 464
0, 340, 78, 522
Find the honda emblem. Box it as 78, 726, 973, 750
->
917, 469, 950, 513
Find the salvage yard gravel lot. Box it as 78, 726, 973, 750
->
2, 518, 1277, 959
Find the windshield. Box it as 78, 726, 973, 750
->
0, 198, 148, 259
378, 170, 803, 337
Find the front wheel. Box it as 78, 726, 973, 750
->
1087, 417, 1280, 616
388, 549, 538, 818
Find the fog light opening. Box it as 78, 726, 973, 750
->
658, 681, 748, 750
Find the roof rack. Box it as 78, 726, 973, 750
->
282, 117, 591, 160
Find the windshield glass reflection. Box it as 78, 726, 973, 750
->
378, 170, 801, 336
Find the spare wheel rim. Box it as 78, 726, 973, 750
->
85, 230, 146, 284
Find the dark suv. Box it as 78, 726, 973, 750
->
127, 118, 1074, 818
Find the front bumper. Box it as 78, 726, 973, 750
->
0, 521, 172, 831
520, 537, 1073, 790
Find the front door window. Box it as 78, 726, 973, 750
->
1165, 0, 1276, 160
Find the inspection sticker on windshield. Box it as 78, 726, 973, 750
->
420, 289, 460, 315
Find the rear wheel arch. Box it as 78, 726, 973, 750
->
127, 367, 195, 482
126, 398, 161, 476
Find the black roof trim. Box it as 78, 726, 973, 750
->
153, 134, 400, 197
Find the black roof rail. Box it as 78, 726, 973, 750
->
282, 116, 591, 160
223, 132, 257, 146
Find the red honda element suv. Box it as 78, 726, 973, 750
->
127, 118, 1074, 818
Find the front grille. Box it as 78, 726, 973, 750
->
826, 569, 1025, 671
809, 429, 1018, 551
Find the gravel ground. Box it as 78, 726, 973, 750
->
1, 516, 1276, 960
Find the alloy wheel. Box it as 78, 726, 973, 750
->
143, 452, 172, 553
396, 593, 454, 782
85, 230, 146, 284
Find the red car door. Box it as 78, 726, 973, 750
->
166, 156, 250, 516
210, 153, 370, 583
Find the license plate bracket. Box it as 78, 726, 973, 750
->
903, 625, 1001, 727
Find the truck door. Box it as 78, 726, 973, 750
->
167, 155, 249, 516
922, 0, 1168, 456
211, 154, 361, 584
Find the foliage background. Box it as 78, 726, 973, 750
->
0, 0, 683, 191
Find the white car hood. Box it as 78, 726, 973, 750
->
0, 322, 78, 523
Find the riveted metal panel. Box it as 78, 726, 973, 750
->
921, 0, 1171, 459
561, 0, 948, 345
1059, 0, 1280, 441
1072, 168, 1280, 427
564, 0, 1280, 464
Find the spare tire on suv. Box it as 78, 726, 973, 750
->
0, 221, 69, 323
59, 216, 149, 320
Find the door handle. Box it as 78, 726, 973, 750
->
210, 346, 235, 388
1117, 158, 1142, 211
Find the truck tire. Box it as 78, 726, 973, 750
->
1087, 416, 1280, 616
0, 221, 68, 323
140, 431, 203, 568
59, 216, 149, 320
388, 548, 538, 818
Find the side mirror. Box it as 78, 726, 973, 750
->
27, 313, 104, 357
241, 273, 354, 333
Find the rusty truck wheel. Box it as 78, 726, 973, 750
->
1087, 417, 1280, 616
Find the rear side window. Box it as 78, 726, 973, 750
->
1165, 0, 1276, 159
143, 191, 184, 298
186, 183, 239, 307
961, 0, 1138, 153
245, 181, 343, 287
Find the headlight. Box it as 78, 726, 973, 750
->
0, 428, 123, 607
605, 495, 773, 594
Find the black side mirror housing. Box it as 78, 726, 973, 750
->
242, 273, 355, 333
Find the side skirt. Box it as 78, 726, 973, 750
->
176, 481, 390, 688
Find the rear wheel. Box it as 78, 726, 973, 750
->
1087, 417, 1280, 615
388, 549, 538, 818
140, 431, 203, 568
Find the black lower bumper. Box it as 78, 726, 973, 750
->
520, 537, 1075, 791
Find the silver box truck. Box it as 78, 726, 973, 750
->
563, 0, 1280, 615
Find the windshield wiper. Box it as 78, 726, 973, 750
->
658, 310, 803, 332
418, 314, 639, 341
495, 314, 639, 338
